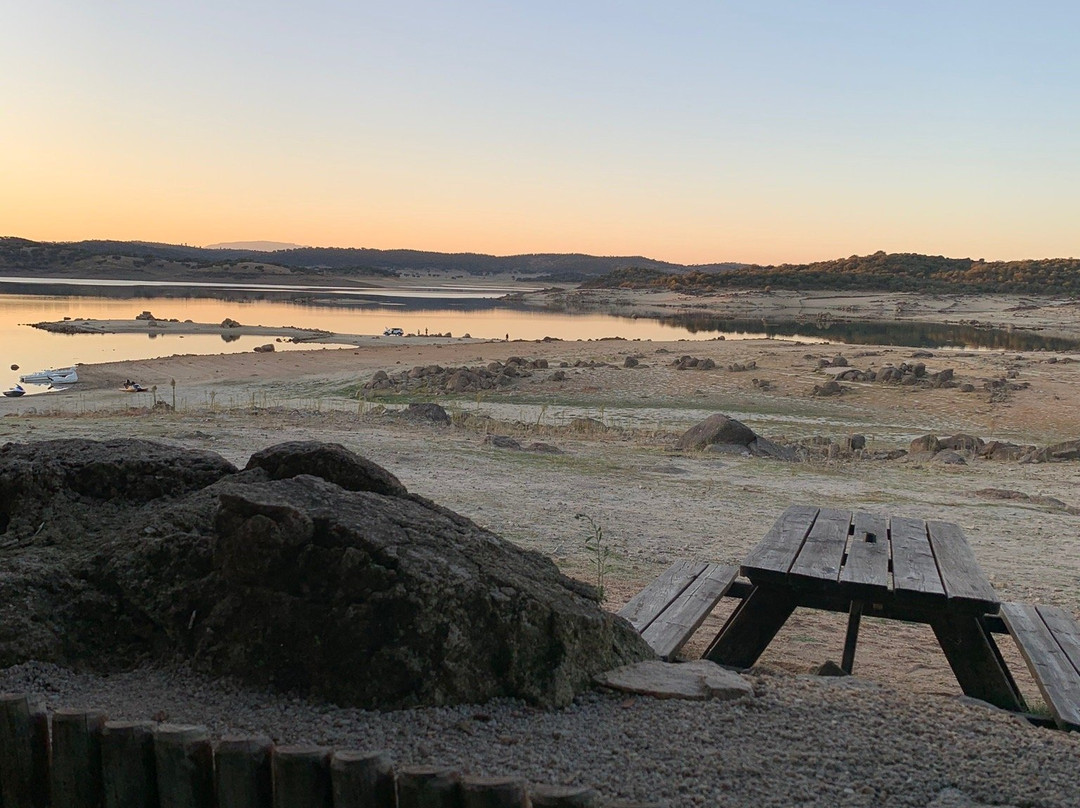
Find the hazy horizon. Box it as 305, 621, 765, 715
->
5, 2, 1078, 265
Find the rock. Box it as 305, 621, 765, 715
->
550, 370, 566, 382
594, 660, 753, 701
9, 364, 18, 371
253, 344, 275, 353
526, 442, 562, 454
405, 403, 451, 424
941, 434, 984, 455
675, 414, 757, 451
245, 441, 407, 496
932, 450, 967, 465
909, 435, 941, 454
135, 311, 157, 321
623, 356, 639, 368
812, 380, 843, 397
815, 661, 849, 677
221, 318, 241, 328
484, 435, 522, 450
748, 437, 797, 461
846, 434, 866, 451
0, 440, 651, 708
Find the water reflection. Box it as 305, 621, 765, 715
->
660, 314, 1080, 352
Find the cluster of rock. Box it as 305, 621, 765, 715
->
364, 357, 551, 394
0, 440, 650, 708
253, 343, 275, 353
673, 413, 1080, 466
221, 318, 241, 328
672, 355, 717, 371
820, 355, 961, 389
908, 433, 1080, 465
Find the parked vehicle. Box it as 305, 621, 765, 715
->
383, 327, 404, 336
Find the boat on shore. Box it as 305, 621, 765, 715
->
19, 366, 78, 385
3, 384, 25, 397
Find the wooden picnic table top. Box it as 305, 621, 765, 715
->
741, 505, 999, 613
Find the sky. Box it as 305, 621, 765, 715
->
3, 1, 1079, 265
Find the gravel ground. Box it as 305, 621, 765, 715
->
1, 661, 1076, 807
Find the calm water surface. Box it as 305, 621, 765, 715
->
2, 280, 1076, 396
0, 290, 773, 394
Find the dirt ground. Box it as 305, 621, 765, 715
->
4, 287, 1080, 712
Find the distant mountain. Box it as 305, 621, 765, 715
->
0, 237, 746, 281
582, 251, 1080, 295
204, 241, 308, 251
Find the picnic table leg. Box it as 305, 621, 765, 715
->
930, 613, 1026, 711
841, 601, 863, 674
704, 585, 796, 669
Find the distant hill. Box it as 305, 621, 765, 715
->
0, 237, 745, 282
582, 251, 1080, 296
204, 241, 308, 251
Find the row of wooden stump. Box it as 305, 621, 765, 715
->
0, 694, 660, 808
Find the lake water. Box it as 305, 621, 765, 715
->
2, 278, 1076, 396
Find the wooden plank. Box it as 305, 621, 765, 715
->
273, 746, 333, 808
102, 721, 157, 808
926, 520, 999, 608
0, 694, 50, 808
617, 559, 706, 633
704, 584, 797, 668
51, 709, 107, 808
931, 613, 1024, 711
741, 505, 819, 579
154, 725, 214, 808
331, 750, 396, 808
639, 564, 737, 659
788, 508, 851, 583
889, 516, 945, 599
1001, 603, 1080, 730
1038, 605, 1080, 678
839, 512, 890, 592
215, 736, 273, 808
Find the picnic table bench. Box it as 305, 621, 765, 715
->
621, 505, 1080, 728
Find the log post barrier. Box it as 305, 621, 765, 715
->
0, 694, 665, 807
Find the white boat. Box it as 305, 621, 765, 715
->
2, 384, 25, 398
20, 366, 78, 385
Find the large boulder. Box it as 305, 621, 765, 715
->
675, 414, 757, 451
0, 440, 650, 708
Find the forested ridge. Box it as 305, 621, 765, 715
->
583, 251, 1080, 295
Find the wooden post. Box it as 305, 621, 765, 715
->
459, 775, 528, 807
154, 724, 214, 808
216, 735, 273, 808
528, 785, 601, 807
102, 721, 157, 808
272, 745, 332, 808
51, 709, 107, 808
396, 765, 460, 808
841, 600, 864, 673
330, 750, 396, 808
0, 693, 50, 808
704, 585, 797, 668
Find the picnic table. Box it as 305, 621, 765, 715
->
702, 505, 1026, 710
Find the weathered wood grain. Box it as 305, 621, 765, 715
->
788, 507, 851, 583
1001, 603, 1080, 730
839, 511, 890, 592
889, 516, 944, 598
926, 520, 998, 608
639, 563, 737, 659
617, 559, 705, 632
741, 504, 819, 579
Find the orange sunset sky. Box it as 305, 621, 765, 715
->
4, 2, 1079, 265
